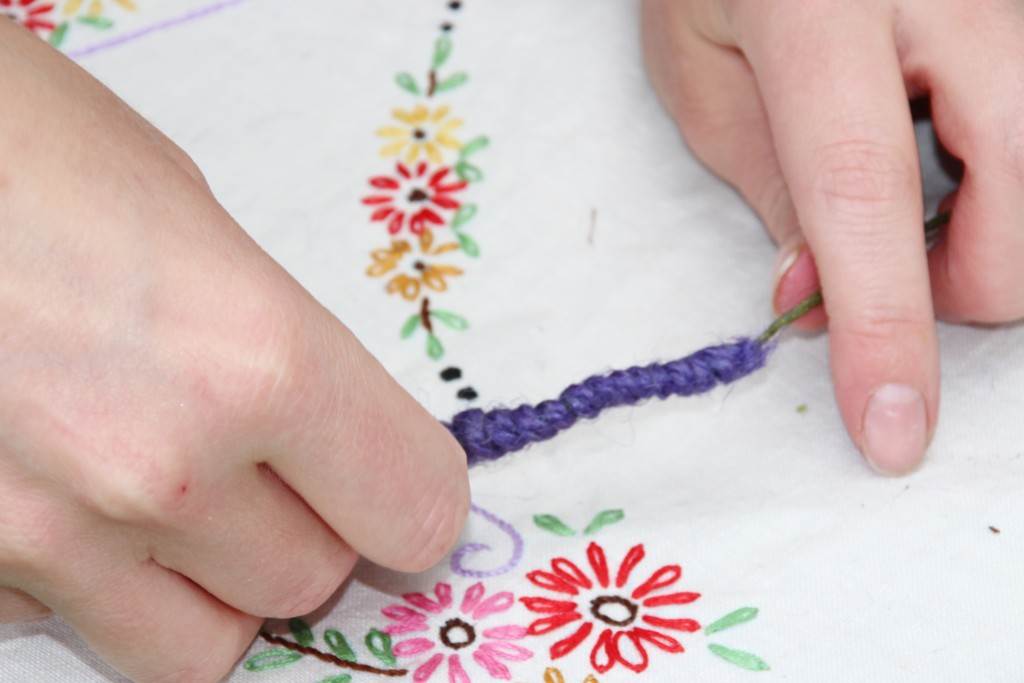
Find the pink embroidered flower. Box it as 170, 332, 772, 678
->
521, 542, 701, 675
0, 0, 57, 33
362, 161, 467, 236
383, 581, 533, 681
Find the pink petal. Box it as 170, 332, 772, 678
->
473, 591, 515, 620
413, 653, 444, 682
383, 604, 425, 621
435, 582, 453, 608
403, 592, 443, 614
385, 619, 430, 635
461, 582, 485, 615
472, 647, 512, 680
448, 654, 471, 683
482, 625, 528, 641
479, 641, 533, 662
393, 638, 437, 657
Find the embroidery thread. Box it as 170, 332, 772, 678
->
451, 503, 525, 579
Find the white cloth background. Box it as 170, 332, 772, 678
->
1, 1, 1021, 681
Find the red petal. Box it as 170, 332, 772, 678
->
409, 212, 427, 235
370, 206, 395, 221
428, 167, 450, 187
615, 544, 646, 588
521, 597, 577, 614
434, 181, 468, 194
526, 570, 578, 596
587, 543, 609, 589
420, 208, 443, 225
641, 615, 701, 632
415, 161, 427, 177
632, 627, 684, 653
370, 176, 400, 190
550, 621, 593, 660
527, 611, 582, 636
589, 628, 616, 674
643, 592, 700, 608
613, 631, 649, 673
551, 558, 593, 590
362, 195, 393, 205
431, 194, 459, 210
388, 212, 404, 234
29, 3, 54, 15
24, 19, 55, 29
396, 163, 411, 179
631, 565, 681, 600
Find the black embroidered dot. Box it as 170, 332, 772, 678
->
457, 387, 478, 401
440, 367, 462, 381
448, 1, 461, 10
440, 22, 453, 32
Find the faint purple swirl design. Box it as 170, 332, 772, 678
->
450, 503, 525, 578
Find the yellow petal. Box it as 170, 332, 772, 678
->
434, 265, 463, 276
391, 108, 417, 125
430, 105, 451, 122
410, 104, 429, 123
424, 141, 442, 164
115, 0, 137, 9
379, 140, 407, 158
583, 676, 600, 683
419, 229, 435, 252
436, 134, 462, 150
432, 242, 460, 255
544, 669, 565, 683
376, 126, 410, 140
87, 0, 103, 17
63, 0, 83, 16
404, 143, 421, 164
438, 118, 463, 133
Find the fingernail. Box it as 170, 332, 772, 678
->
772, 239, 803, 291
862, 384, 928, 475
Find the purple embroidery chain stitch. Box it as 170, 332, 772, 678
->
450, 503, 525, 578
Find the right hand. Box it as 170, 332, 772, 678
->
0, 21, 469, 682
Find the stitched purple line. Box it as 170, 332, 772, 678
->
66, 0, 249, 59
450, 503, 524, 578
448, 337, 772, 465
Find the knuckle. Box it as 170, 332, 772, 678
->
832, 304, 932, 348
812, 139, 917, 223
267, 559, 351, 618
85, 445, 197, 525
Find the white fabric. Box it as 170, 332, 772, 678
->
2, 1, 1022, 681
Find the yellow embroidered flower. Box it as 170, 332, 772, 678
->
377, 105, 462, 164
544, 668, 600, 683
367, 229, 462, 301
62, 0, 136, 17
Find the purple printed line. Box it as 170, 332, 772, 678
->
66, 0, 249, 59
450, 503, 525, 579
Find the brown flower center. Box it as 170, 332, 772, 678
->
412, 128, 427, 140
407, 188, 429, 202
413, 260, 426, 271
439, 617, 476, 651
590, 595, 639, 627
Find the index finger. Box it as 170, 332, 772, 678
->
734, 3, 938, 474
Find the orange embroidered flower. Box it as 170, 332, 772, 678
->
522, 542, 701, 675
544, 667, 600, 683
377, 104, 462, 164
367, 229, 462, 301
1, 0, 57, 32
61, 0, 135, 17
363, 162, 468, 236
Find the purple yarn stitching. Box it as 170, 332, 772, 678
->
448, 337, 771, 465
449, 503, 525, 578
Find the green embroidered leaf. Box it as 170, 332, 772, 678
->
431, 310, 469, 330
288, 618, 315, 647
451, 203, 478, 229
432, 35, 453, 68
243, 648, 303, 671
319, 676, 353, 683
401, 313, 421, 339
454, 230, 480, 257
323, 629, 356, 662
705, 607, 759, 635
533, 514, 576, 537
434, 72, 469, 93
708, 643, 770, 671
395, 72, 420, 95
365, 628, 397, 667
459, 136, 490, 159
426, 333, 444, 360
455, 160, 483, 183
77, 15, 114, 29
584, 509, 624, 535
49, 22, 70, 47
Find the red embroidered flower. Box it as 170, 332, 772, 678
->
521, 542, 700, 675
362, 161, 467, 236
0, 0, 56, 32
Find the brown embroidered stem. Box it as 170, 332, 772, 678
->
258, 631, 407, 677
427, 70, 437, 97
421, 296, 434, 334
